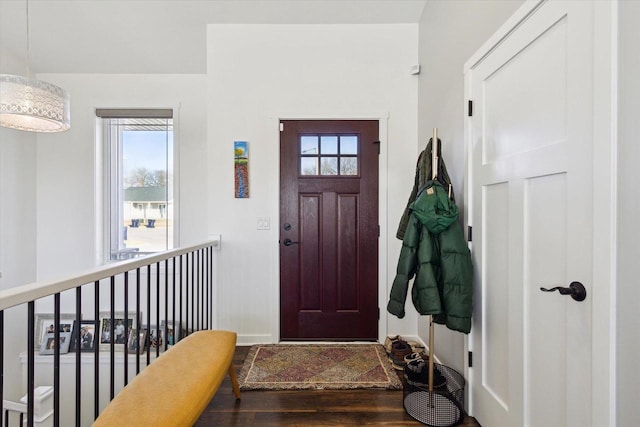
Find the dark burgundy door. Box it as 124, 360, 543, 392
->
280, 120, 379, 340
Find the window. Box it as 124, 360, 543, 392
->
300, 134, 359, 176
97, 109, 174, 261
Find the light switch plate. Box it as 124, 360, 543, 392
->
257, 217, 270, 230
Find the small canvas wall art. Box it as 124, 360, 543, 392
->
234, 141, 249, 198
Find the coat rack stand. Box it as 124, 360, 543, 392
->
428, 127, 438, 398
402, 128, 466, 427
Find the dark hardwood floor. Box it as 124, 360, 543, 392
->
196, 346, 481, 426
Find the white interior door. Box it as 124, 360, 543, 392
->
466, 1, 602, 426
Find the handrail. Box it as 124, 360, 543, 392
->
0, 239, 218, 311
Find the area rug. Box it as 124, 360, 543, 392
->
238, 344, 402, 391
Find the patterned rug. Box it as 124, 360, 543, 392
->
238, 344, 402, 391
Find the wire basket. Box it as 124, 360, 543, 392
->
403, 363, 465, 427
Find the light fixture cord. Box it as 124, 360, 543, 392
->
25, 0, 31, 77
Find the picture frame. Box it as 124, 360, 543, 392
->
145, 324, 164, 351
127, 328, 147, 355
39, 332, 72, 355
160, 320, 182, 347
69, 320, 98, 353
35, 313, 77, 348
99, 311, 139, 351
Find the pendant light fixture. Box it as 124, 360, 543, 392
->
0, 0, 70, 132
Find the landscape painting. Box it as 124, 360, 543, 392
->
234, 141, 249, 198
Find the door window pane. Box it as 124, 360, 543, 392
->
340, 136, 358, 154
321, 136, 338, 154
320, 157, 338, 175
301, 136, 318, 155
340, 157, 358, 175
301, 157, 318, 175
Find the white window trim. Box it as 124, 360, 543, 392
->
94, 108, 180, 265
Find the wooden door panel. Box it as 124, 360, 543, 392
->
300, 194, 321, 310
337, 193, 358, 310
280, 120, 378, 340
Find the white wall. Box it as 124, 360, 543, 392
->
0, 123, 34, 400
616, 1, 640, 424
416, 0, 524, 372
0, 46, 37, 400
207, 24, 419, 344
33, 73, 209, 280
0, 47, 37, 290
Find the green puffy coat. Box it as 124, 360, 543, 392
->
387, 181, 473, 334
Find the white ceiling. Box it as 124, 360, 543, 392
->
0, 0, 427, 74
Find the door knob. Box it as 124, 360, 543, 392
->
283, 238, 299, 246
540, 281, 586, 302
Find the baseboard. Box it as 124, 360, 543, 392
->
236, 334, 275, 346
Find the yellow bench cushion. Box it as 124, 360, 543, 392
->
93, 330, 238, 427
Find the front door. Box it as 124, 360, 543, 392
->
467, 1, 603, 426
280, 120, 379, 340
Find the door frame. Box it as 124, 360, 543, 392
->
463, 0, 617, 425
270, 112, 390, 344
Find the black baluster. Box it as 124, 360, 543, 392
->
124, 272, 129, 386
54, 294, 60, 427
156, 262, 160, 359
204, 248, 208, 329
0, 310, 3, 427
185, 254, 189, 337
146, 265, 151, 366
75, 287, 82, 427
27, 301, 34, 427
136, 269, 141, 374
109, 277, 115, 400
164, 259, 168, 352
209, 246, 213, 329
179, 255, 183, 342
94, 281, 99, 420
191, 252, 196, 331
195, 250, 199, 331
172, 257, 176, 345
200, 249, 203, 330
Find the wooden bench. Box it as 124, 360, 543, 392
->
92, 330, 241, 427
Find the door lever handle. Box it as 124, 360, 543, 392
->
540, 281, 586, 302
283, 238, 299, 246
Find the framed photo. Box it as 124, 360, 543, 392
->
145, 325, 164, 350
69, 320, 98, 352
35, 313, 77, 348
127, 328, 147, 355
99, 311, 139, 351
160, 320, 182, 347
39, 332, 72, 355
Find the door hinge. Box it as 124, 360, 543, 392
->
467, 225, 472, 242
373, 140, 380, 155
468, 100, 473, 117
378, 225, 380, 237
468, 351, 473, 367
377, 307, 380, 320
280, 122, 284, 132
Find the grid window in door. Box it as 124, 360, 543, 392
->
300, 135, 358, 176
